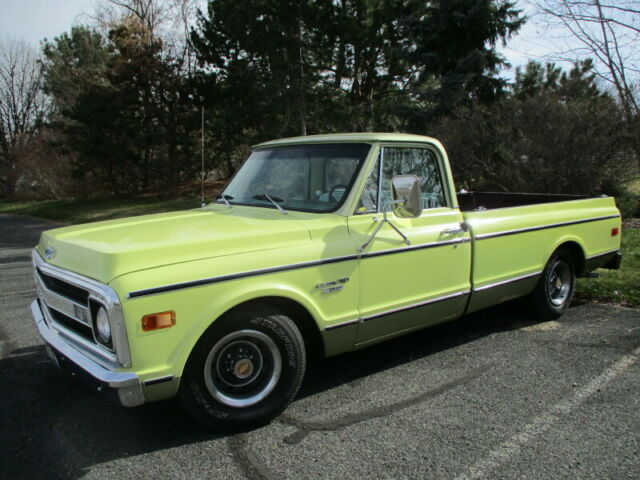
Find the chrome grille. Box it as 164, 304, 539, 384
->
32, 250, 132, 369
48, 308, 95, 341
35, 269, 93, 339
37, 268, 89, 304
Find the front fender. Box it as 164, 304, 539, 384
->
170, 282, 327, 375
110, 251, 359, 386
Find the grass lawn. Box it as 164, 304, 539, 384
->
0, 195, 201, 225
576, 228, 640, 308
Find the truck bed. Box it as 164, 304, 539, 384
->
457, 192, 588, 211
457, 193, 620, 314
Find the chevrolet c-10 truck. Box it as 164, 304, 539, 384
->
31, 133, 622, 430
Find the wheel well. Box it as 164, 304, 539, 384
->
557, 241, 586, 277
223, 297, 325, 362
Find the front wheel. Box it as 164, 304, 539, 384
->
179, 307, 306, 431
529, 248, 576, 320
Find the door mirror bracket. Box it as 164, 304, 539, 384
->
358, 175, 422, 253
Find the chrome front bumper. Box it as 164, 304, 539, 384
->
31, 300, 145, 407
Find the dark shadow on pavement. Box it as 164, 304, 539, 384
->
0, 298, 542, 480
298, 299, 538, 400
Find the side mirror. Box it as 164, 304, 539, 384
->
358, 175, 419, 252
391, 174, 422, 218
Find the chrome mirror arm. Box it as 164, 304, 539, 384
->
358, 218, 385, 253
386, 216, 410, 246
358, 200, 410, 253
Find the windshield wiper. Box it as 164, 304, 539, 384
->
216, 194, 233, 208
252, 194, 288, 215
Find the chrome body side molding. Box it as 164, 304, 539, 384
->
474, 215, 620, 240
361, 289, 470, 323
473, 271, 543, 293
127, 238, 471, 299
360, 237, 470, 259
128, 253, 359, 298
324, 289, 470, 331
325, 270, 545, 331
324, 319, 360, 331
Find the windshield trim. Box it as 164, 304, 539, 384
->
216, 143, 373, 214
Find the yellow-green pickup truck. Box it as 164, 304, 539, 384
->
31, 133, 622, 430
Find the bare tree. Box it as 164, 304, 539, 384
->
90, 0, 198, 52
83, 0, 200, 80
533, 0, 640, 119
92, 0, 165, 34
0, 38, 47, 198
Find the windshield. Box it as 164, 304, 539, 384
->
219, 143, 371, 213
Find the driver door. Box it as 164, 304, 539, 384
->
348, 145, 471, 346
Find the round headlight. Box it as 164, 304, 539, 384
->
95, 307, 111, 345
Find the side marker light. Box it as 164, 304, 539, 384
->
142, 311, 176, 331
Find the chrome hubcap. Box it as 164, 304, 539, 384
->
548, 261, 571, 307
204, 330, 281, 408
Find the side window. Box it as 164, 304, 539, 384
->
381, 147, 446, 209
356, 153, 380, 213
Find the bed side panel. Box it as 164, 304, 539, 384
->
463, 197, 621, 313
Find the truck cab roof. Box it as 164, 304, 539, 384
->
254, 132, 442, 148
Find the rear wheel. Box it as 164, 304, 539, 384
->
179, 307, 306, 431
530, 248, 576, 320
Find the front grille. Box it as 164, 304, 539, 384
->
37, 269, 89, 304
33, 251, 128, 368
48, 308, 95, 341
35, 269, 96, 345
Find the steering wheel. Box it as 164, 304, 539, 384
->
328, 184, 348, 202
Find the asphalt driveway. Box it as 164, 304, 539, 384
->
1, 214, 638, 479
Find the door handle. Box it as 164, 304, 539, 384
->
441, 222, 470, 235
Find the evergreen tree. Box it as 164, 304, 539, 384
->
399, 0, 524, 127
191, 0, 525, 138
42, 21, 198, 194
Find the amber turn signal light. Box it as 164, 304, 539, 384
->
142, 311, 176, 331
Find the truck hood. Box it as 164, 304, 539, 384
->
36, 207, 311, 284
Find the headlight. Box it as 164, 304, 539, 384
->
95, 306, 112, 345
